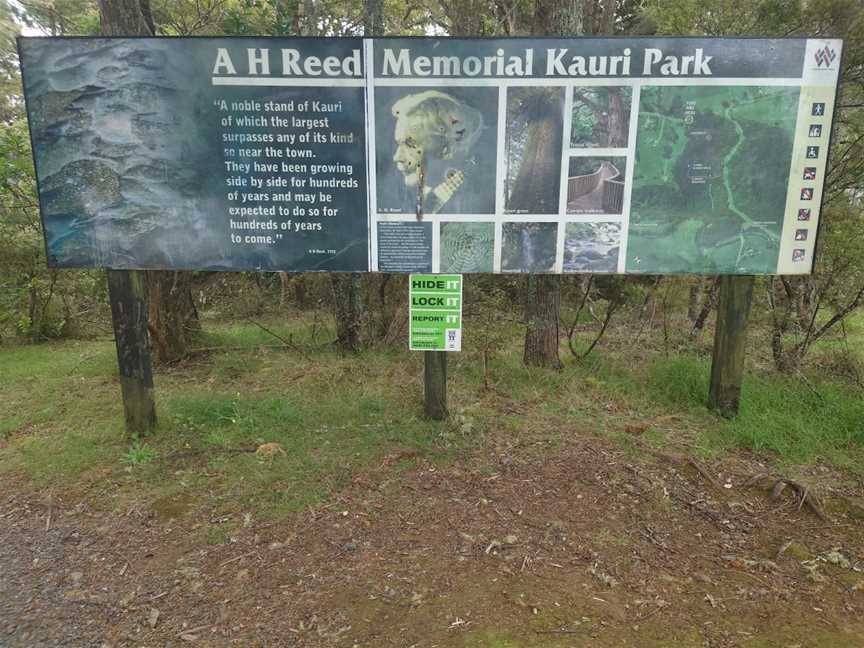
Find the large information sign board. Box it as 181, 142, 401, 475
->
18, 37, 842, 275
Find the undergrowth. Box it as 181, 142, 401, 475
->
2, 313, 863, 520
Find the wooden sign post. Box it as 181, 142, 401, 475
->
708, 275, 755, 418
106, 270, 156, 435
424, 351, 448, 420
101, 1, 157, 436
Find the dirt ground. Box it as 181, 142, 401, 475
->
2, 430, 864, 648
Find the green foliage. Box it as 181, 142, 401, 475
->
464, 278, 514, 388
649, 356, 864, 464
152, 0, 294, 36
0, 118, 106, 342
10, 0, 99, 36
122, 441, 158, 466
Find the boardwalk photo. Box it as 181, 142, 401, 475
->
566, 156, 626, 214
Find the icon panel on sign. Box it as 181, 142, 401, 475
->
812, 103, 826, 116
806, 146, 820, 159
798, 208, 811, 221
795, 229, 808, 241
803, 167, 816, 180
793, 249, 806, 263
809, 124, 822, 137
800, 187, 814, 200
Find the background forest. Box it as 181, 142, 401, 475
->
2, 2, 864, 646
0, 0, 861, 448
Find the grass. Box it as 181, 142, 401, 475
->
2, 313, 864, 521
122, 441, 158, 466
0, 319, 465, 516
648, 356, 864, 466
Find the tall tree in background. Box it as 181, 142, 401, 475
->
519, 0, 626, 368
97, 0, 201, 364
519, 1, 578, 368
97, 0, 158, 433
326, 0, 386, 354
294, 0, 366, 354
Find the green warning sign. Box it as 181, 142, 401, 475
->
409, 274, 463, 352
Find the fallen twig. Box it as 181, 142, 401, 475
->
178, 624, 211, 637
219, 551, 257, 568
246, 319, 311, 360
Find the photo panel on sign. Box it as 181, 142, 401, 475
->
503, 86, 565, 215
570, 86, 633, 149
374, 86, 499, 216
439, 222, 495, 273
565, 156, 627, 216
501, 222, 558, 273
563, 221, 621, 273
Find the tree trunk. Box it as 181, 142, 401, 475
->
364, 0, 384, 35
524, 275, 563, 368
518, 0, 581, 368
508, 92, 563, 212
98, 0, 152, 34
691, 276, 720, 337
607, 87, 627, 148
331, 272, 363, 353
687, 277, 704, 321
145, 271, 199, 363
279, 272, 291, 308
100, 0, 199, 363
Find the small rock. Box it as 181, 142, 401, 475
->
148, 608, 160, 629
588, 562, 618, 588
777, 540, 812, 561
255, 442, 286, 457
268, 542, 284, 550
822, 549, 851, 569
625, 423, 648, 436
503, 535, 518, 545
178, 566, 201, 579
343, 541, 357, 552
63, 589, 87, 602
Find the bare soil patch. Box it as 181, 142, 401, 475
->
2, 430, 864, 648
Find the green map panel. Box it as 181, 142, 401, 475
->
626, 86, 800, 274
